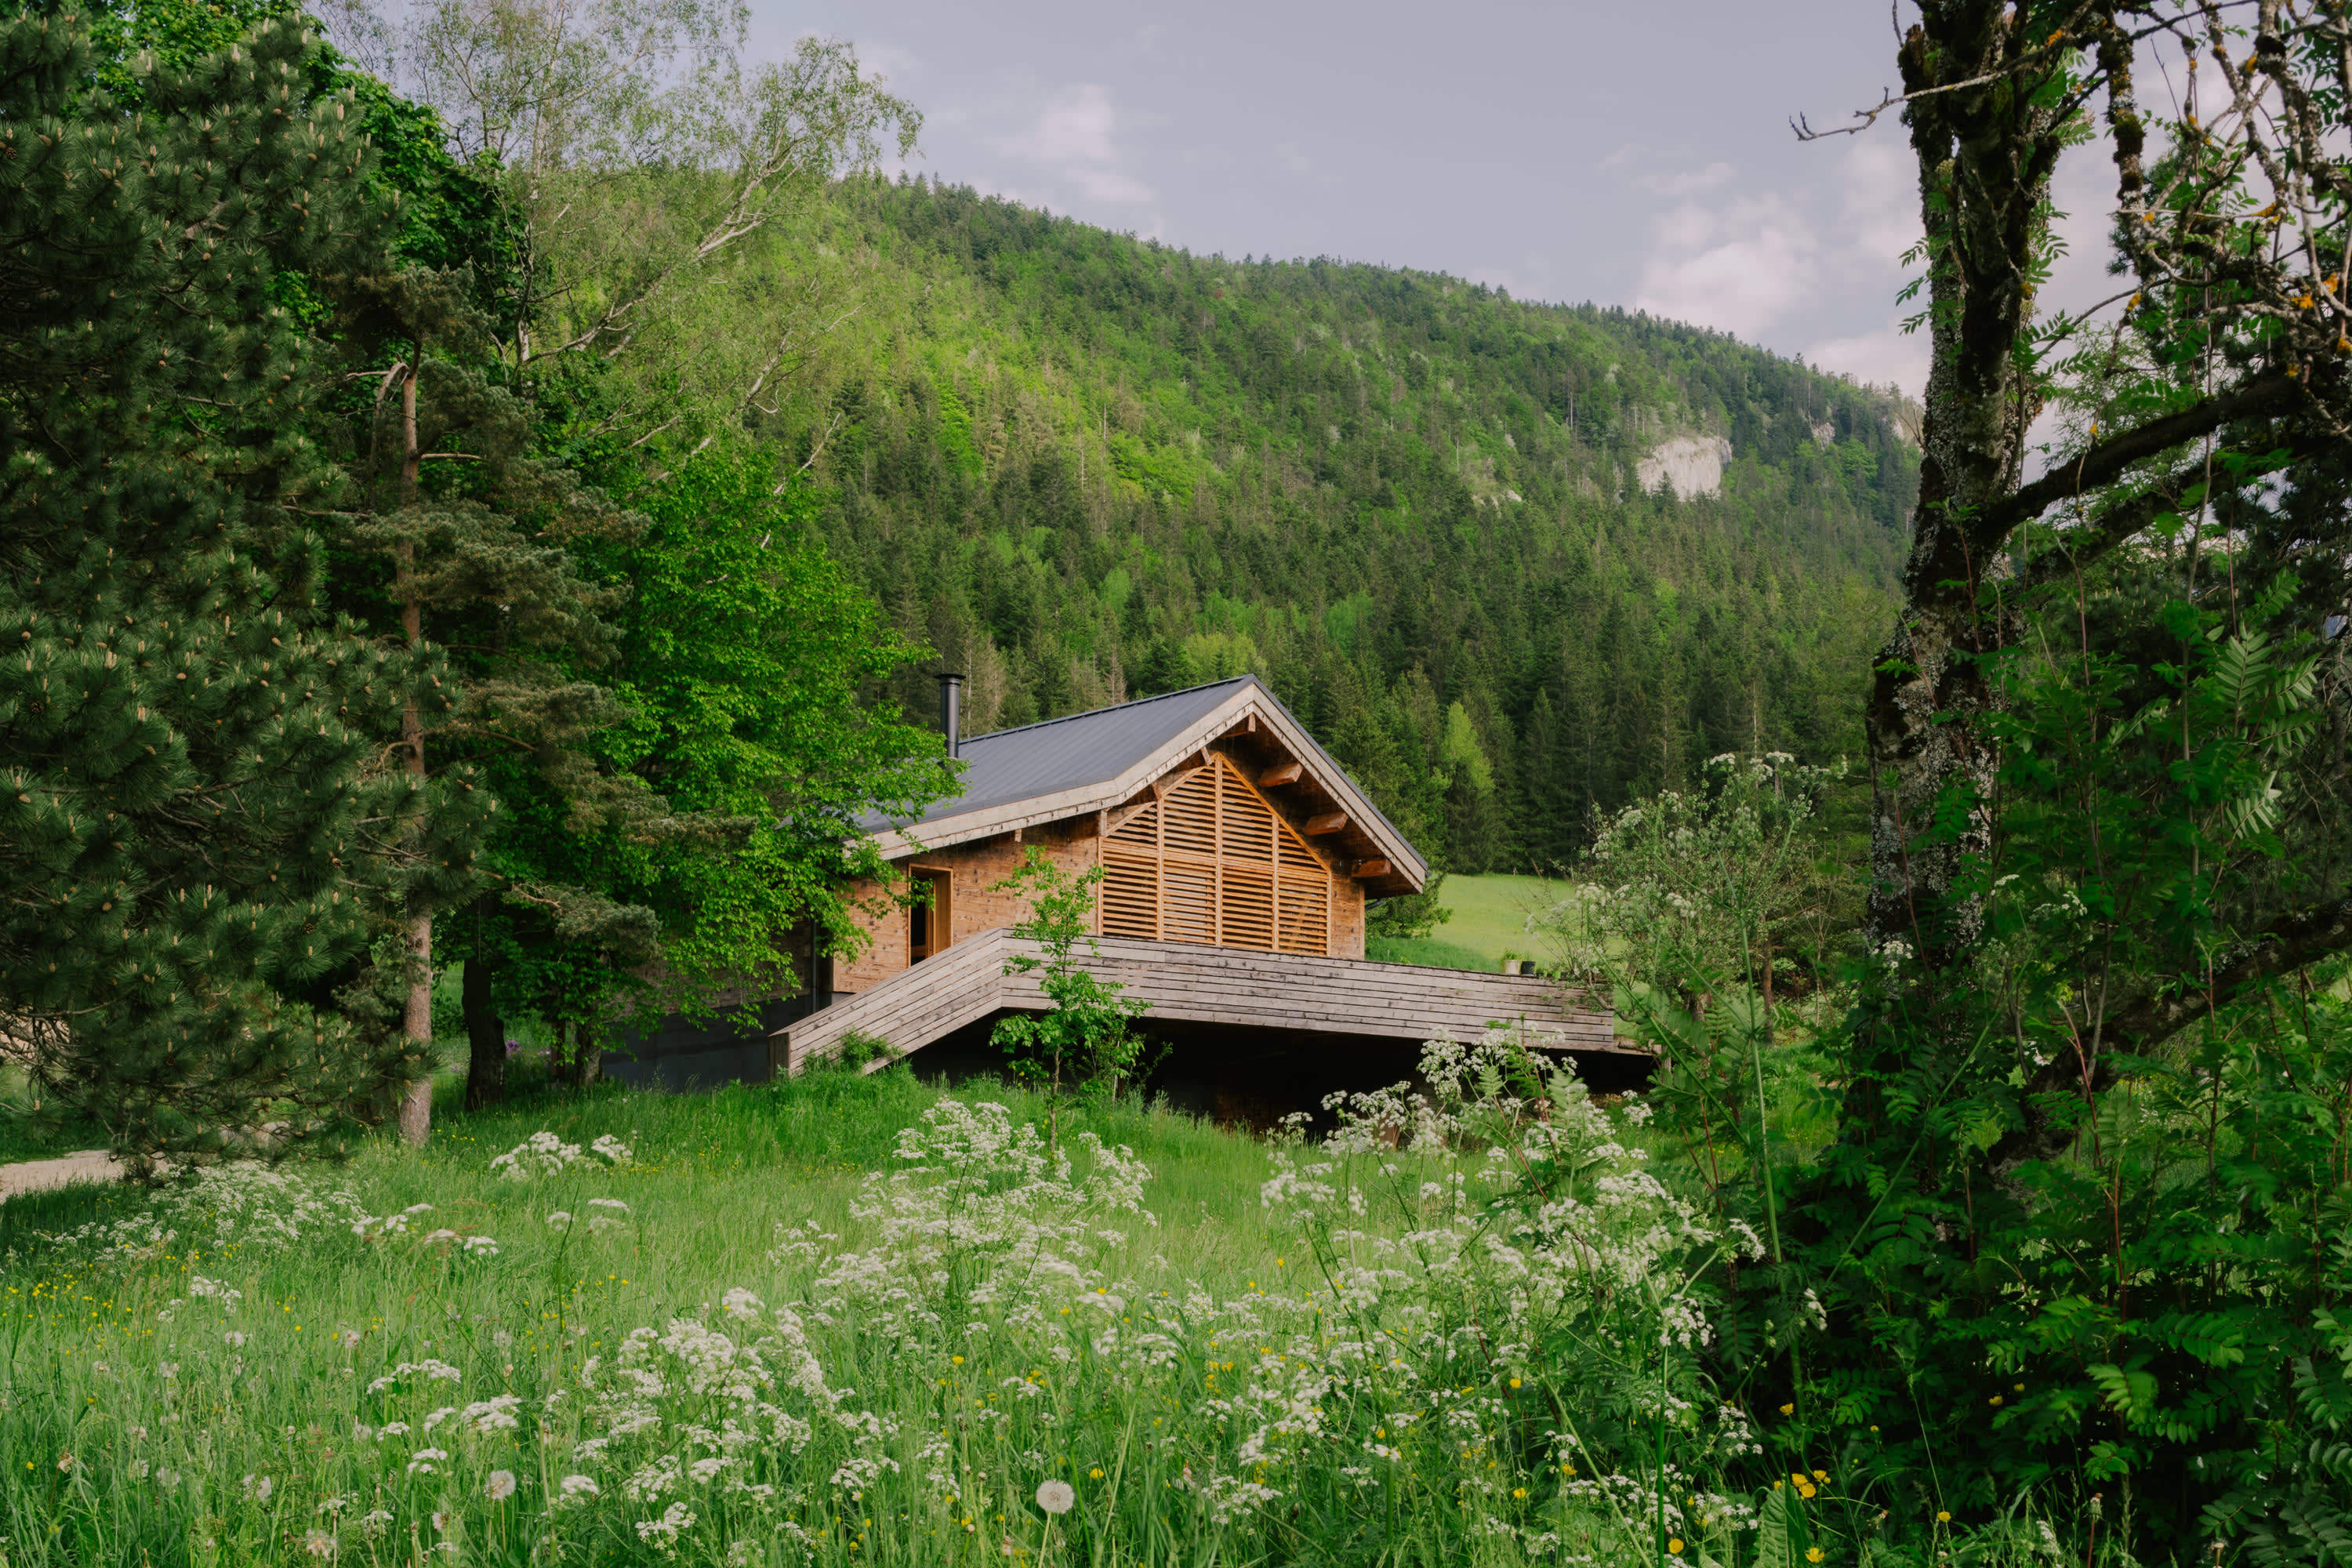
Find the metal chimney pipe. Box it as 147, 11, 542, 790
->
937, 672, 964, 758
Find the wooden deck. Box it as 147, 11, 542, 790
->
774, 928, 1628, 1075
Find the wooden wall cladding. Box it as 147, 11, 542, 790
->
1101, 756, 1333, 956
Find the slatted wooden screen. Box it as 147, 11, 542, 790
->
1100, 755, 1332, 955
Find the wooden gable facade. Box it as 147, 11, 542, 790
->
1099, 754, 1334, 953
833, 679, 1418, 995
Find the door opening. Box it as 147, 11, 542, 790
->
908, 868, 953, 963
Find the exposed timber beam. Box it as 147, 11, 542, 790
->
1305, 811, 1349, 836
1352, 858, 1392, 879
1261, 760, 1305, 787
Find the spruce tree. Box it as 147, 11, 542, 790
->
0, 13, 420, 1160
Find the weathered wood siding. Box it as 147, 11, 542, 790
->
838, 739, 1374, 991
781, 928, 1624, 1075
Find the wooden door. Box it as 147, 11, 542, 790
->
908, 867, 952, 962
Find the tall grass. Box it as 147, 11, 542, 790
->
0, 1058, 2122, 1566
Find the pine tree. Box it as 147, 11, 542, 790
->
335, 270, 661, 1138
0, 13, 419, 1160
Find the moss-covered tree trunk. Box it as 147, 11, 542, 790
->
1864, 3, 2065, 964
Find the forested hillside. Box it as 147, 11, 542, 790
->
789, 177, 1919, 871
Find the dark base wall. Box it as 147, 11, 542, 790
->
601, 996, 815, 1092
900, 1014, 1653, 1131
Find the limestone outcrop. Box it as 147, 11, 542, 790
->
1635, 435, 1735, 500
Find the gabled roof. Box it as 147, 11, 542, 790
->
864, 676, 1428, 893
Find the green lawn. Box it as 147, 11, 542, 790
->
1369, 873, 1577, 972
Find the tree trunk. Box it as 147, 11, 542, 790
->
397, 910, 433, 1145
397, 357, 434, 1146
574, 1016, 602, 1089
462, 939, 506, 1112
1864, 7, 2065, 964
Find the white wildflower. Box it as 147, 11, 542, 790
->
489, 1131, 588, 1180
241, 1473, 273, 1503
485, 1470, 517, 1501
557, 1475, 600, 1502
719, 1288, 762, 1322
368, 1360, 461, 1395
462, 1396, 522, 1433
636, 1502, 695, 1543
303, 1529, 336, 1559
1036, 1479, 1076, 1515
407, 1450, 449, 1475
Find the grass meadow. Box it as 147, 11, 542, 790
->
1364, 876, 1568, 973
0, 1053, 2084, 1567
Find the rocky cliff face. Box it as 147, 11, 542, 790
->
1635, 434, 1736, 500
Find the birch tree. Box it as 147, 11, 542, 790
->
346, 0, 917, 439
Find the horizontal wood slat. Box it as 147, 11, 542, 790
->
778, 928, 1627, 1073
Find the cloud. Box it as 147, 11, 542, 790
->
1839, 140, 1918, 268
1659, 161, 1736, 197
1272, 140, 1312, 176
1632, 194, 1819, 342
852, 38, 924, 89
1806, 328, 1929, 395
996, 84, 1156, 204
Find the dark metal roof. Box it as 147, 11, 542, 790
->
861, 678, 1254, 832
861, 675, 1418, 862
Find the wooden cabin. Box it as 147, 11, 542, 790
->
778, 677, 1622, 1076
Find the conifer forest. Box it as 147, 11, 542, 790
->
7, 1, 2352, 1564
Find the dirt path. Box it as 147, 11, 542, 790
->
0, 1150, 124, 1201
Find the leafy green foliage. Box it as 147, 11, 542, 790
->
989, 851, 1152, 1137
460, 437, 956, 1056
1670, 593, 2352, 1554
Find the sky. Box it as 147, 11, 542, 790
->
746, 0, 1985, 398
